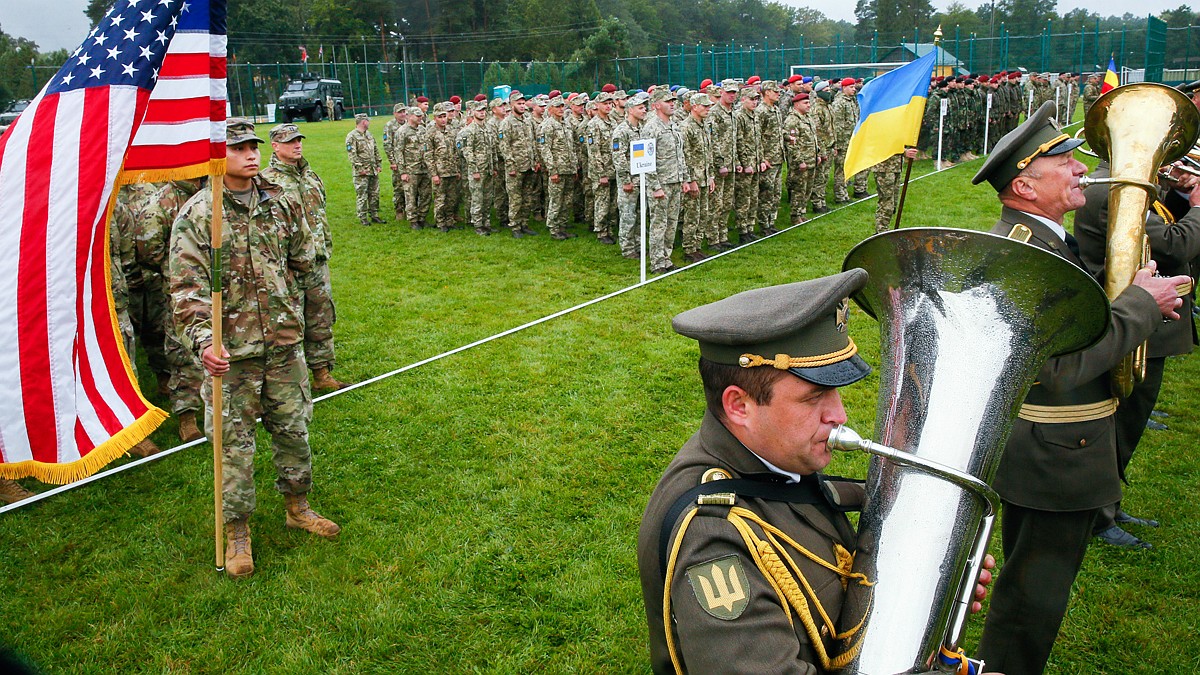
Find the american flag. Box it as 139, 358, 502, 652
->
0, 0, 227, 484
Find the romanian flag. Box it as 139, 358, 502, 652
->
1101, 57, 1119, 94
843, 49, 938, 179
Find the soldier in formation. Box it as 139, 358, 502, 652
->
345, 113, 383, 226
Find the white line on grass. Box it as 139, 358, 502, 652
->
0, 159, 968, 514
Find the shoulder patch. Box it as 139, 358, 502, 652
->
613, 141, 620, 150
498, 132, 504, 139
685, 555, 750, 620
538, 136, 545, 144
345, 143, 352, 152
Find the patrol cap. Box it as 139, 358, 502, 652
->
226, 117, 265, 145
547, 95, 566, 107
268, 123, 304, 143
761, 80, 780, 92
407, 106, 424, 116
393, 102, 406, 114
689, 92, 712, 107
530, 94, 549, 107
489, 97, 507, 109
720, 78, 740, 92
596, 91, 615, 103
741, 86, 761, 100
972, 101, 1084, 191
626, 91, 650, 107
509, 90, 525, 101
672, 269, 872, 387
650, 88, 677, 103
433, 102, 454, 114
354, 112, 369, 121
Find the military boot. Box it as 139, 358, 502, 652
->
284, 493, 341, 538
178, 411, 203, 442
0, 479, 34, 505
224, 518, 254, 578
311, 367, 349, 392
128, 438, 161, 458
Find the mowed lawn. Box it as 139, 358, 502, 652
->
2, 114, 1199, 673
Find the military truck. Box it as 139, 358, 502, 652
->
277, 76, 345, 122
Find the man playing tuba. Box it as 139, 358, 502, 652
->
972, 101, 1190, 674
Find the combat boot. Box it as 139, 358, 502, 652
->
284, 493, 341, 538
128, 438, 161, 458
311, 367, 349, 392
224, 518, 254, 578
0, 479, 34, 505
178, 411, 203, 442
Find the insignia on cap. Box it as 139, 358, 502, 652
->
836, 299, 849, 333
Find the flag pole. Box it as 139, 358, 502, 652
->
211, 178, 225, 571
892, 147, 915, 230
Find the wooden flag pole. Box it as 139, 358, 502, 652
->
892, 148, 915, 230
211, 178, 225, 571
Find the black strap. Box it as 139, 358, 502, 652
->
657, 474, 860, 581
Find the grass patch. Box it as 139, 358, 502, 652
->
2, 114, 1197, 672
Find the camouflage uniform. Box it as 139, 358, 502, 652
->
538, 104, 575, 237
612, 115, 646, 257
733, 103, 761, 237
783, 105, 817, 223
831, 89, 866, 201
382, 108, 407, 219
261, 153, 340, 373
872, 153, 905, 234
168, 174, 324, 522
587, 106, 618, 241
810, 93, 836, 210
425, 118, 463, 230
396, 116, 432, 226
710, 97, 737, 244
485, 106, 509, 231
643, 99, 689, 272
756, 91, 785, 232
139, 179, 207, 415
462, 106, 497, 233
114, 182, 170, 387
345, 124, 382, 223
1082, 81, 1102, 115
500, 104, 538, 233
110, 192, 139, 367
569, 105, 592, 227
680, 110, 713, 254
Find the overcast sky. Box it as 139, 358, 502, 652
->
0, 0, 1183, 53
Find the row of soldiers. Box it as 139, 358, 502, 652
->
343, 74, 894, 272
918, 70, 1096, 165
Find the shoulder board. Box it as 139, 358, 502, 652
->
1006, 224, 1033, 243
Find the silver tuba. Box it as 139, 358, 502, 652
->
829, 228, 1109, 674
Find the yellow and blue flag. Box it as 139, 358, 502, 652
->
843, 50, 938, 179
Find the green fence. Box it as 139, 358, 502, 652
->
19, 24, 1200, 118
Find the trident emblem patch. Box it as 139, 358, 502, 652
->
686, 555, 749, 620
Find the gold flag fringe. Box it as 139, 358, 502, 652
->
117, 158, 226, 186
0, 406, 168, 484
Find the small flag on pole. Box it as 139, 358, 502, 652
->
1101, 57, 1119, 94
843, 49, 938, 179
300, 46, 308, 63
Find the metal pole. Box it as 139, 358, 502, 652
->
639, 172, 647, 284
210, 178, 225, 572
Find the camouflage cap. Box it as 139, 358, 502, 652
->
720, 78, 740, 92
671, 269, 872, 387
393, 102, 406, 114
530, 94, 549, 107
626, 91, 650, 107
761, 80, 780, 92
741, 86, 761, 100
354, 112, 369, 121
547, 95, 566, 107
407, 106, 424, 116
596, 91, 615, 103
226, 117, 265, 145
972, 101, 1084, 191
268, 123, 304, 143
489, 97, 507, 109
467, 99, 486, 112
433, 101, 454, 114
650, 88, 677, 103
689, 92, 712, 107
615, 89, 629, 99
509, 90, 525, 101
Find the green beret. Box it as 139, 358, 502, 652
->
972, 101, 1083, 191
672, 270, 872, 387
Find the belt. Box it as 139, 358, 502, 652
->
1017, 398, 1118, 423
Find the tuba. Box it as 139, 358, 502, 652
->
1079, 82, 1200, 396
828, 228, 1109, 674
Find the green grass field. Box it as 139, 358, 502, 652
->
2, 114, 1199, 673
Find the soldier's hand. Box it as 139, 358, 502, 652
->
971, 554, 996, 614
509, 170, 517, 176
472, 172, 482, 180
433, 175, 442, 185
760, 161, 769, 172
718, 166, 729, 176
623, 182, 634, 193
653, 188, 666, 199
401, 174, 410, 182
1187, 180, 1200, 206
903, 147, 919, 160
390, 163, 398, 171
799, 162, 808, 171
1132, 261, 1189, 320
550, 174, 560, 184
599, 176, 609, 185
744, 166, 755, 175
707, 178, 715, 192
202, 344, 231, 376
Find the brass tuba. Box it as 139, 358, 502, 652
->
829, 228, 1109, 674
1079, 82, 1200, 396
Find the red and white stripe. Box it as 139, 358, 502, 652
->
125, 31, 227, 177
0, 85, 153, 465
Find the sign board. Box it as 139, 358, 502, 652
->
630, 138, 656, 175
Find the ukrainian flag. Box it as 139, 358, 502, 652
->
843, 50, 938, 179
1101, 57, 1119, 94
633, 141, 646, 158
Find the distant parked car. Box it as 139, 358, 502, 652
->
0, 99, 30, 135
